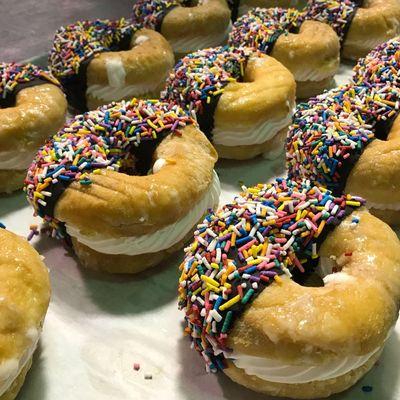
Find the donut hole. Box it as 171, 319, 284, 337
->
374, 117, 394, 141
290, 256, 341, 287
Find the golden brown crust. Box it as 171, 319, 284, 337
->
0, 229, 50, 399
343, 0, 400, 60
214, 126, 287, 160
224, 349, 381, 399
86, 29, 174, 109
223, 209, 400, 397
161, 0, 231, 44
0, 84, 66, 194
0, 170, 26, 193
271, 21, 340, 98
214, 55, 295, 132
346, 116, 400, 206
55, 125, 218, 237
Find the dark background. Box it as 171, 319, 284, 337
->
1, 0, 133, 62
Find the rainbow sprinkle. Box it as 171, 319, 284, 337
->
0, 62, 60, 102
228, 7, 304, 54
353, 37, 400, 88
304, 0, 361, 42
132, 0, 182, 31
287, 82, 400, 193
24, 98, 196, 236
178, 178, 365, 372
49, 18, 133, 79
161, 46, 250, 136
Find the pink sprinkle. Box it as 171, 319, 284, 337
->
133, 363, 140, 371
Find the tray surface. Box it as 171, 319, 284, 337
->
1, 60, 397, 400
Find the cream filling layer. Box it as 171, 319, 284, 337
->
367, 201, 400, 211
229, 346, 381, 384
212, 107, 293, 146
0, 327, 39, 396
294, 64, 337, 83
66, 170, 221, 256
0, 148, 34, 170
86, 81, 163, 103
171, 22, 232, 53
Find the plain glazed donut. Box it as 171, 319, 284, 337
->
0, 226, 50, 400
228, 8, 340, 98
25, 99, 220, 274
305, 0, 400, 60
49, 19, 174, 112
161, 46, 296, 160
178, 178, 400, 399
0, 63, 67, 193
131, 0, 231, 59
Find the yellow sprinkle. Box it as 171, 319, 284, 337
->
201, 275, 220, 287
346, 201, 361, 207
210, 263, 219, 270
274, 275, 283, 284
219, 295, 241, 311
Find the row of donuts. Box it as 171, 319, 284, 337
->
3, 37, 400, 396
3, 0, 400, 195
177, 36, 400, 398
1, 11, 400, 400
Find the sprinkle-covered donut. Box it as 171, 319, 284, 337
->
0, 62, 67, 193
227, 0, 299, 22
49, 18, 174, 112
286, 53, 400, 225
161, 46, 296, 160
25, 98, 219, 274
0, 226, 50, 400
178, 178, 400, 398
228, 7, 340, 97
131, 0, 231, 58
304, 0, 400, 60
353, 36, 400, 87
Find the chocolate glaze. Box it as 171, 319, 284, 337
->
0, 78, 54, 108
61, 29, 134, 113
154, 4, 178, 33
341, 0, 364, 49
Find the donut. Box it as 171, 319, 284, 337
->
49, 18, 174, 112
178, 178, 400, 399
227, 0, 299, 22
131, 0, 231, 59
304, 0, 400, 60
286, 73, 400, 225
161, 46, 296, 160
24, 99, 220, 274
0, 63, 67, 194
353, 36, 400, 87
228, 7, 340, 98
0, 225, 50, 400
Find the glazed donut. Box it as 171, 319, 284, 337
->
161, 46, 296, 160
228, 8, 340, 98
286, 76, 400, 225
25, 99, 219, 274
305, 0, 400, 60
0, 63, 67, 194
49, 18, 174, 112
228, 0, 299, 22
178, 178, 400, 399
0, 226, 50, 400
131, 0, 231, 59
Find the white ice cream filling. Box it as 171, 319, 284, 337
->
66, 170, 221, 256
0, 148, 35, 170
171, 22, 232, 53
0, 327, 40, 397
212, 102, 294, 147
